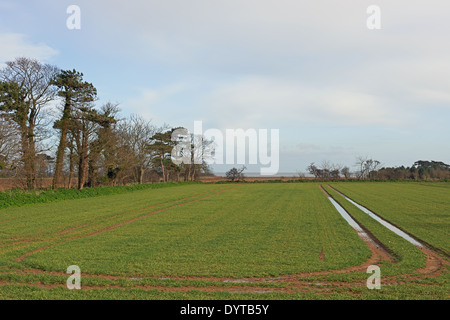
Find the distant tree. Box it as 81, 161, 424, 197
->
418, 167, 425, 180
226, 166, 246, 182
174, 131, 215, 182
307, 161, 342, 179
88, 102, 121, 186
413, 160, 450, 170
409, 166, 417, 180
330, 169, 340, 179
117, 114, 159, 184
320, 160, 332, 178
367, 159, 450, 180
355, 156, 367, 179
412, 160, 450, 179
71, 105, 115, 189
296, 171, 306, 178
307, 163, 321, 178
365, 159, 381, 179
149, 129, 174, 183
340, 166, 351, 179
355, 156, 381, 179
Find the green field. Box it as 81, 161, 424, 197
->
0, 182, 448, 299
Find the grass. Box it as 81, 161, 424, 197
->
1, 280, 449, 300
14, 184, 370, 277
0, 181, 200, 210
0, 182, 448, 299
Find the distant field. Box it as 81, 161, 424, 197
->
0, 182, 448, 299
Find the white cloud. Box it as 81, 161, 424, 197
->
0, 33, 58, 65
80, 0, 450, 131
86, 1, 450, 66
416, 89, 450, 104
199, 76, 408, 129
125, 84, 188, 125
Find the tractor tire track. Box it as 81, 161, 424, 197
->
327, 184, 449, 277
56, 186, 226, 235
319, 185, 394, 264
0, 187, 226, 255
14, 186, 233, 262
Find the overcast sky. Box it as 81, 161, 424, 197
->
1, 0, 449, 175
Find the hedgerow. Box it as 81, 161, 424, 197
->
0, 182, 201, 210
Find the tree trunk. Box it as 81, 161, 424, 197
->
19, 120, 36, 190
52, 102, 71, 189
27, 121, 36, 189
19, 125, 30, 189
139, 167, 145, 184
160, 157, 165, 182
78, 130, 89, 190
68, 143, 74, 188
192, 165, 196, 182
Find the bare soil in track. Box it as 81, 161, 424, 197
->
12, 186, 233, 263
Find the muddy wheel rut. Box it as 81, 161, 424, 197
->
1, 186, 232, 262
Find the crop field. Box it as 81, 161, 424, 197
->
0, 182, 448, 300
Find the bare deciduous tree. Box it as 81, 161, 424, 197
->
355, 156, 382, 179
183, 132, 214, 182
340, 166, 351, 179
307, 161, 342, 179
0, 116, 20, 171
226, 166, 246, 182
0, 57, 59, 189
118, 114, 159, 184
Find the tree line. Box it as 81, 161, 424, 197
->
0, 57, 212, 190
1, 58, 448, 190
306, 158, 450, 180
